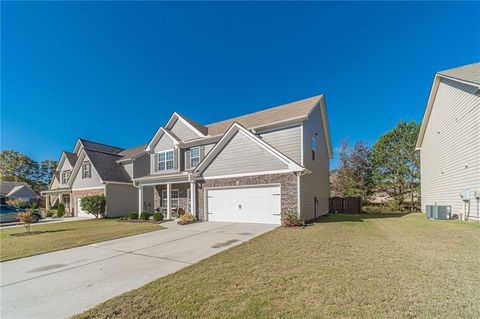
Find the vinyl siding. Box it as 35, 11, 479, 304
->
300, 105, 330, 220
151, 134, 176, 174
71, 161, 103, 189
202, 131, 288, 178
52, 159, 72, 189
259, 125, 302, 164
170, 119, 201, 141
105, 184, 139, 217
133, 153, 150, 178
420, 78, 480, 221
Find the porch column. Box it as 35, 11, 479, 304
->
190, 182, 196, 219
138, 186, 143, 214
45, 195, 51, 210
58, 194, 62, 206
167, 183, 171, 219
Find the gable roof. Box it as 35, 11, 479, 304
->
6, 185, 40, 199
145, 127, 181, 152
83, 149, 132, 183
64, 152, 78, 166
437, 62, 480, 86
0, 181, 29, 197
205, 95, 323, 136
174, 112, 208, 135
194, 122, 304, 175
416, 63, 480, 150
118, 144, 147, 161
79, 138, 124, 155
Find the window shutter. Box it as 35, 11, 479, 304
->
174, 149, 178, 170
185, 150, 191, 170
154, 153, 158, 172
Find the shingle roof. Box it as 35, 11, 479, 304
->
176, 113, 208, 135
0, 181, 29, 197
84, 149, 132, 183
79, 139, 124, 155
6, 185, 40, 198
118, 144, 147, 160
64, 152, 78, 166
438, 62, 480, 86
206, 95, 322, 136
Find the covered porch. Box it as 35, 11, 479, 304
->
41, 188, 72, 214
134, 173, 197, 220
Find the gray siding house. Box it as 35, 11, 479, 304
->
416, 63, 480, 221
135, 95, 332, 224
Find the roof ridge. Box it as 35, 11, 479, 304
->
83, 148, 124, 157
79, 138, 124, 152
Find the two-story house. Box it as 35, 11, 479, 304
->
42, 139, 145, 217
134, 94, 332, 224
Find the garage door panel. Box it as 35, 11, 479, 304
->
207, 186, 281, 225
76, 198, 91, 217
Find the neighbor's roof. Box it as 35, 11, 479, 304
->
206, 95, 322, 136
0, 181, 29, 197
83, 149, 132, 183
438, 62, 480, 86
118, 144, 147, 160
6, 185, 40, 198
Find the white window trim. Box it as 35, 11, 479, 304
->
61, 170, 71, 184
162, 189, 179, 208
190, 147, 200, 168
157, 149, 174, 171
82, 162, 91, 179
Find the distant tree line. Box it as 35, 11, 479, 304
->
331, 120, 420, 212
0, 150, 57, 193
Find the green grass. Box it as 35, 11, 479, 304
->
75, 213, 480, 319
0, 219, 162, 261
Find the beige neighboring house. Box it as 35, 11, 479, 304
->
0, 181, 40, 204
135, 95, 332, 224
416, 63, 480, 221
42, 139, 146, 217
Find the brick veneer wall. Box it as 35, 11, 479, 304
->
154, 183, 190, 212
196, 173, 298, 221
71, 188, 105, 217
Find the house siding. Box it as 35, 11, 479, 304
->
420, 78, 480, 221
151, 134, 178, 174
202, 131, 288, 178
51, 159, 73, 189
259, 125, 302, 164
170, 119, 201, 141
133, 153, 150, 178
71, 162, 103, 189
105, 184, 138, 217
196, 173, 297, 221
300, 104, 330, 220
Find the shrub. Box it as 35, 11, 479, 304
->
281, 211, 302, 227
7, 198, 27, 208
153, 212, 164, 222
177, 212, 194, 225
47, 210, 56, 218
19, 210, 33, 233
140, 211, 150, 220
128, 212, 138, 220
30, 202, 38, 210
57, 203, 65, 217
80, 195, 106, 218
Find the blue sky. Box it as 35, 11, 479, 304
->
2, 2, 479, 167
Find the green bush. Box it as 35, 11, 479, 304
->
140, 211, 150, 220
281, 211, 302, 227
57, 203, 65, 217
80, 195, 106, 218
153, 212, 164, 222
47, 210, 56, 218
128, 212, 138, 220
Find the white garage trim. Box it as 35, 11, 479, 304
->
204, 183, 282, 225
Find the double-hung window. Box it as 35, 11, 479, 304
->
158, 150, 174, 171
311, 137, 317, 161
61, 170, 71, 184
82, 161, 91, 178
190, 147, 200, 168
162, 189, 179, 208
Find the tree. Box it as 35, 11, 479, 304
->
372, 120, 420, 211
80, 195, 106, 218
0, 150, 57, 193
331, 141, 373, 201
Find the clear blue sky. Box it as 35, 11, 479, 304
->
2, 2, 479, 167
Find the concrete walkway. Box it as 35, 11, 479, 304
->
0, 216, 95, 229
0, 221, 276, 319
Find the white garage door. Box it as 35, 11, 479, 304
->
76, 198, 91, 217
206, 185, 281, 224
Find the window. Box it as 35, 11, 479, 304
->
162, 189, 179, 208
82, 161, 91, 178
158, 150, 174, 171
190, 147, 200, 167
311, 137, 317, 161
61, 170, 71, 184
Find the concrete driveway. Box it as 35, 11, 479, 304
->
0, 221, 276, 319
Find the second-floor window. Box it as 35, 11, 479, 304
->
311, 137, 317, 161
82, 161, 91, 179
190, 147, 200, 167
61, 170, 71, 184
158, 150, 174, 171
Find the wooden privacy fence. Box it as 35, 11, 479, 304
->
329, 197, 362, 214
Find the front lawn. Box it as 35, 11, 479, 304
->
75, 213, 480, 319
0, 219, 162, 261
